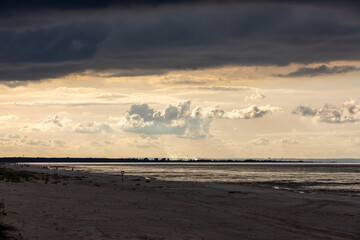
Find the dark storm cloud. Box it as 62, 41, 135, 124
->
0, 23, 107, 63
275, 65, 360, 78
0, 1, 360, 81
0, 0, 200, 11
1, 0, 359, 11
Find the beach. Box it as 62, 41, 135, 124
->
1, 164, 359, 240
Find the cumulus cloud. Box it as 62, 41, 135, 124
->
0, 136, 11, 145
0, 114, 19, 122
251, 137, 270, 146
20, 114, 72, 132
72, 122, 113, 134
281, 138, 299, 144
128, 135, 160, 149
118, 101, 281, 138
0, 134, 67, 149
225, 105, 281, 119
53, 140, 66, 147
248, 137, 299, 146
293, 99, 360, 123
119, 101, 195, 136
245, 91, 266, 102
26, 139, 50, 147
20, 114, 115, 134
350, 137, 360, 146
20, 115, 72, 132
8, 134, 21, 139
275, 65, 359, 78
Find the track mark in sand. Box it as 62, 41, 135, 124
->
254, 213, 359, 240
96, 227, 112, 238
297, 199, 354, 210
277, 217, 359, 239
228, 191, 250, 195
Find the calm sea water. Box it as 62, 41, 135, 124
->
40, 162, 360, 196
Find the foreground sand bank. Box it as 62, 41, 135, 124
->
0, 164, 359, 240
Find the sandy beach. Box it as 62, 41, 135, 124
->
0, 164, 359, 240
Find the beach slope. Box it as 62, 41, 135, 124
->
1, 165, 359, 240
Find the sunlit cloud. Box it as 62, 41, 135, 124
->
0, 1, 359, 159
225, 105, 281, 119
0, 114, 19, 122
293, 99, 360, 123
281, 138, 299, 145
72, 122, 113, 134
20, 114, 72, 132
118, 101, 281, 138
250, 137, 270, 146
244, 91, 266, 102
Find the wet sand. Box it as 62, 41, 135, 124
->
1, 164, 359, 239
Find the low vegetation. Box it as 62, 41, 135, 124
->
0, 166, 88, 239
0, 167, 70, 184
0, 199, 16, 239
0, 168, 38, 183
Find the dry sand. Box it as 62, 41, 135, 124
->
0, 164, 359, 240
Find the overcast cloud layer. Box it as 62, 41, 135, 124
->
1, 0, 360, 12
1, 1, 360, 81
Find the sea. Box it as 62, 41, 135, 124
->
35, 162, 360, 197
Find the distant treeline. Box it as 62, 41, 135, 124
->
0, 157, 305, 163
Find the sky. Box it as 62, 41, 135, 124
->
0, 0, 360, 159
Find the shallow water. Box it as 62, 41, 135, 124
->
33, 162, 360, 196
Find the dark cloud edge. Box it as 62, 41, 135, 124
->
1, 0, 360, 12
274, 65, 360, 78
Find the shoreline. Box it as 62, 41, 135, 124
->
22, 162, 360, 198
1, 164, 359, 239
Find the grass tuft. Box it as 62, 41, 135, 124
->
0, 199, 16, 239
